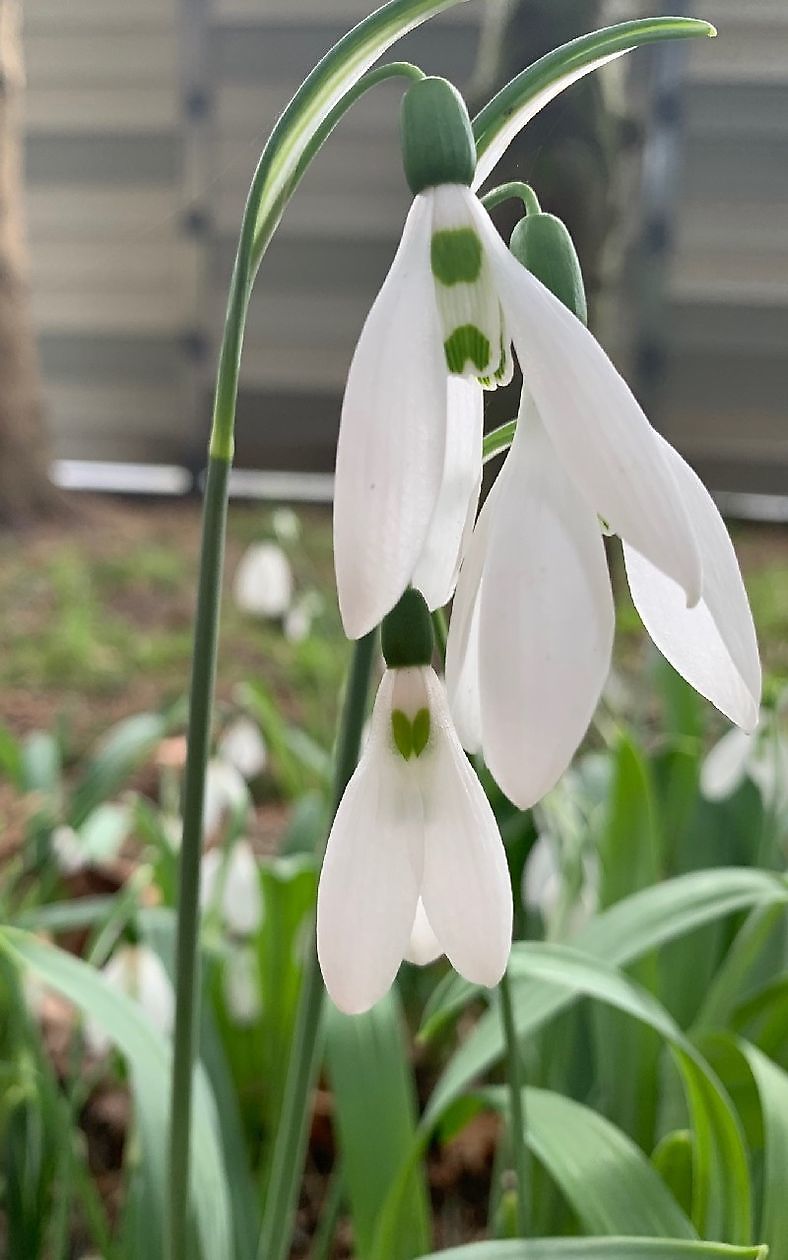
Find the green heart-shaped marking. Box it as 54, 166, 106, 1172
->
391, 708, 431, 760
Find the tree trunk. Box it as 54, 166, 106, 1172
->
0, 0, 58, 527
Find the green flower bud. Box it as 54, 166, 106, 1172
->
509, 212, 587, 326
381, 588, 434, 669
400, 77, 476, 196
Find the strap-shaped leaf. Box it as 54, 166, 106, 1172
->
472, 17, 716, 191
416, 1240, 767, 1260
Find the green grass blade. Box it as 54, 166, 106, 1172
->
738, 1041, 788, 1256
472, 17, 716, 190
326, 989, 431, 1258
0, 927, 233, 1260
482, 1087, 695, 1239
416, 1241, 768, 1260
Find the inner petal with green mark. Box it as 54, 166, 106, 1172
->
429, 186, 503, 381
391, 707, 431, 760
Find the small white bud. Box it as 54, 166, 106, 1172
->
233, 542, 293, 619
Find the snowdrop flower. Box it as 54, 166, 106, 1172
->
201, 839, 263, 937
317, 590, 512, 1014
202, 757, 249, 837
444, 198, 761, 809
224, 943, 263, 1025
522, 832, 597, 940
51, 825, 86, 875
335, 76, 706, 647
233, 541, 293, 619
271, 507, 301, 543
701, 712, 788, 811
218, 716, 268, 780
87, 945, 174, 1056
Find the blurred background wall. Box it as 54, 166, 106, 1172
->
21, 0, 788, 503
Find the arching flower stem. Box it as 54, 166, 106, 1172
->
481, 180, 541, 217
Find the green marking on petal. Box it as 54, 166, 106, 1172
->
444, 325, 491, 374
431, 228, 483, 286
391, 709, 413, 760
411, 708, 431, 758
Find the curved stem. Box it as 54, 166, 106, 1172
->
499, 968, 531, 1236
481, 180, 541, 217
166, 58, 421, 1260
258, 630, 377, 1260
167, 455, 230, 1260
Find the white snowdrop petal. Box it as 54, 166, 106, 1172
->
412, 376, 484, 609
419, 671, 512, 988
472, 200, 702, 605
404, 898, 443, 966
624, 437, 761, 732
233, 542, 293, 618
317, 673, 423, 1013
700, 728, 754, 801
445, 466, 507, 754
222, 840, 264, 936
333, 196, 448, 638
478, 401, 615, 809
202, 759, 249, 838
522, 833, 561, 915
224, 945, 262, 1025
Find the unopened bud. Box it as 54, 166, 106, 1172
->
400, 77, 476, 196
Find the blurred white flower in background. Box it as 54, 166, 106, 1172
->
233, 542, 293, 619
51, 825, 86, 875
202, 758, 249, 837
201, 839, 263, 937
271, 507, 301, 544
284, 590, 324, 643
701, 702, 788, 811
522, 832, 598, 940
224, 943, 262, 1025
218, 716, 268, 780
87, 944, 174, 1056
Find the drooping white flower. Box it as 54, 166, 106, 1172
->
271, 507, 301, 543
218, 716, 268, 781
334, 175, 702, 642
446, 384, 761, 809
224, 943, 263, 1025
201, 838, 263, 937
317, 664, 512, 1014
202, 758, 249, 837
284, 589, 324, 643
87, 944, 174, 1056
51, 825, 86, 875
233, 542, 293, 619
701, 709, 788, 811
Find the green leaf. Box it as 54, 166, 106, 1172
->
482, 1087, 695, 1239
427, 945, 752, 1243
737, 1041, 788, 1256
472, 17, 716, 190
424, 869, 787, 1120
0, 928, 232, 1260
0, 722, 23, 788
326, 989, 431, 1258
69, 712, 167, 827
416, 1241, 767, 1260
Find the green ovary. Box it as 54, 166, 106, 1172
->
431, 228, 483, 285
444, 325, 491, 374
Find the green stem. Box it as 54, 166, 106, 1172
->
257, 630, 377, 1260
481, 181, 541, 216
499, 968, 530, 1236
431, 607, 448, 662
167, 455, 230, 1260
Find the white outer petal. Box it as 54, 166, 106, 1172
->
444, 465, 507, 753
478, 400, 615, 809
419, 670, 512, 988
405, 899, 443, 966
469, 196, 702, 605
317, 672, 422, 1013
624, 438, 761, 732
700, 728, 753, 802
412, 377, 483, 609
472, 51, 625, 191
333, 195, 447, 638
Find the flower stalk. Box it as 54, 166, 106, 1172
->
499, 967, 531, 1237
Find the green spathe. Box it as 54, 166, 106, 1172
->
401, 77, 476, 195
381, 588, 434, 669
510, 213, 588, 326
